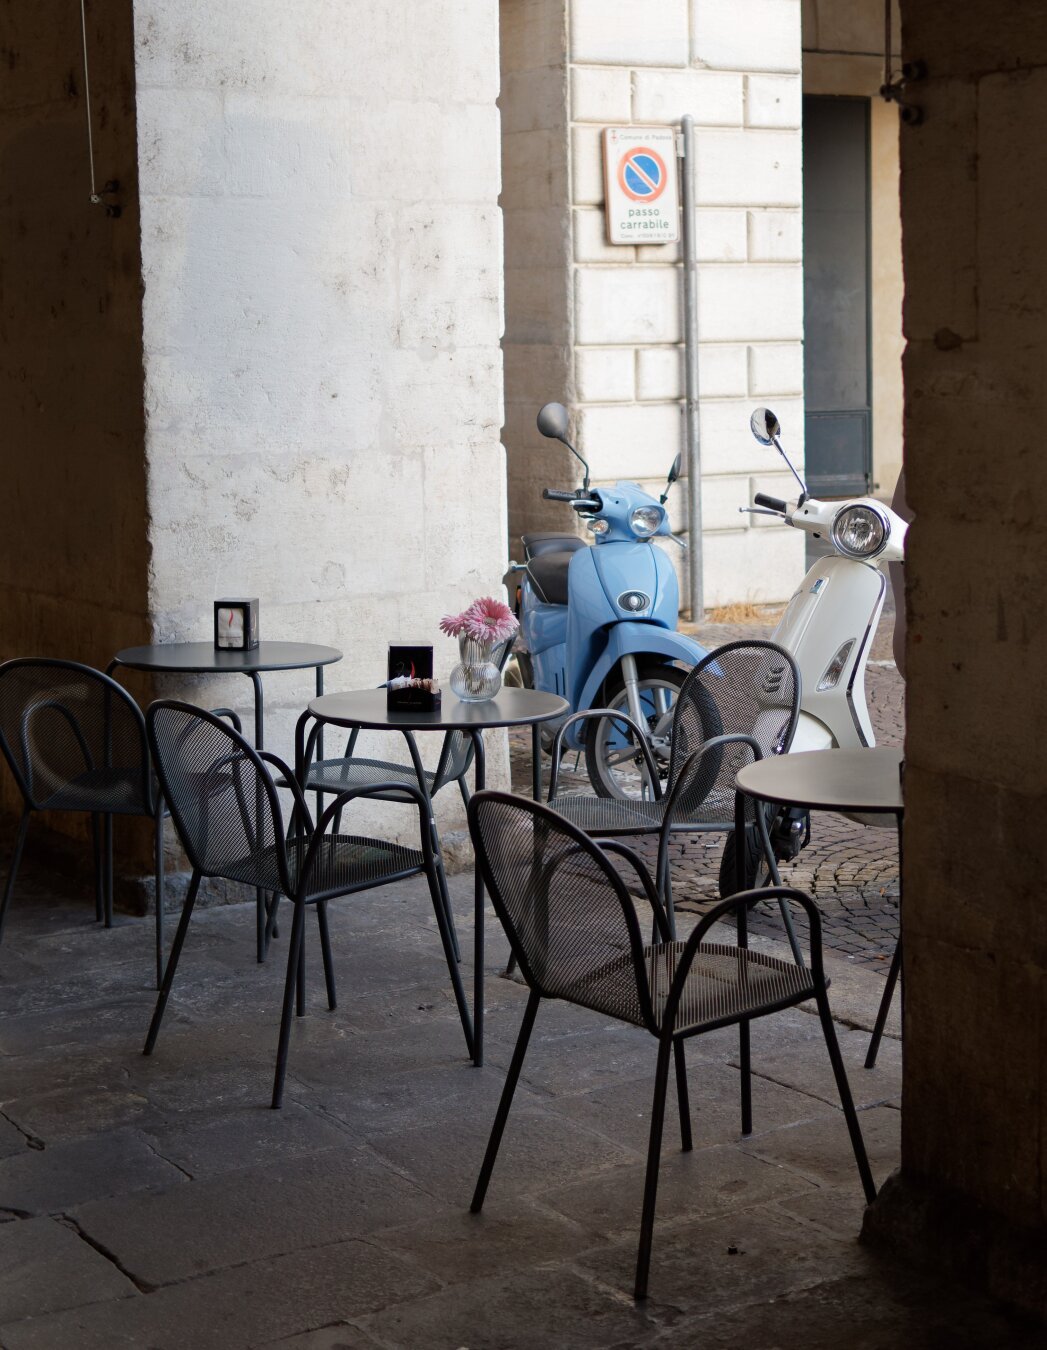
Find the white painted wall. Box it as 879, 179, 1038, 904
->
568, 0, 806, 608
133, 0, 509, 835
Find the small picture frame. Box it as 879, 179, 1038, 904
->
387, 643, 440, 712
214, 598, 260, 651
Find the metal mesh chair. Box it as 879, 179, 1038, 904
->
143, 700, 473, 1107
467, 790, 876, 1301
0, 657, 164, 959
546, 641, 801, 927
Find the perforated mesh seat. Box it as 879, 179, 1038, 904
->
0, 658, 163, 952
465, 790, 876, 1302
221, 834, 424, 897
583, 941, 815, 1034
546, 641, 800, 917
144, 700, 474, 1108
303, 756, 444, 798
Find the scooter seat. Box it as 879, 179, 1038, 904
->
521, 532, 587, 560
526, 551, 575, 606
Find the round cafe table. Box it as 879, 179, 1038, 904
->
735, 747, 904, 1069
108, 641, 343, 750
296, 687, 569, 1066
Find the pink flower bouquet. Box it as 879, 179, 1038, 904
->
439, 596, 519, 645
440, 597, 518, 701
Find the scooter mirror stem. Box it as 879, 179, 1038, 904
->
563, 439, 591, 493
537, 401, 590, 491
770, 433, 808, 502
660, 453, 682, 503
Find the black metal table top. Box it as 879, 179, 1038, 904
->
735, 747, 904, 815
112, 641, 343, 675
306, 686, 569, 732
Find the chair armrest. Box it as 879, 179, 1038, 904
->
548, 708, 662, 801
658, 886, 823, 1030
208, 707, 242, 734
257, 750, 315, 837
296, 778, 433, 893
312, 777, 429, 833
592, 838, 674, 942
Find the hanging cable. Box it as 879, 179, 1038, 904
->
78, 0, 120, 213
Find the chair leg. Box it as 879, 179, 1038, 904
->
865, 936, 902, 1070
635, 1032, 674, 1301
430, 820, 462, 963
471, 989, 540, 1213
814, 984, 877, 1204
143, 870, 202, 1055
256, 887, 266, 962
264, 892, 281, 949
154, 804, 165, 990
296, 925, 306, 1017
272, 896, 309, 1109
103, 814, 114, 928
0, 810, 30, 942
92, 812, 103, 922
739, 1019, 753, 1136
673, 1039, 692, 1152
316, 902, 337, 1010
423, 856, 475, 1059
658, 849, 677, 940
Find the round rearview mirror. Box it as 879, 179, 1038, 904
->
667, 453, 682, 485
750, 407, 781, 446
537, 402, 570, 441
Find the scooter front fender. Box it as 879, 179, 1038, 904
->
565, 624, 708, 750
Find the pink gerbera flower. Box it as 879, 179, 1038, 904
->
462, 596, 519, 644
438, 611, 468, 637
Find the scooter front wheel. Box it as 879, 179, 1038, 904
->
584, 663, 688, 800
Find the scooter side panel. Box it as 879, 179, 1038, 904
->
521, 588, 568, 656
774, 557, 885, 748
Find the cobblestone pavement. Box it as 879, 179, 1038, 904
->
509, 602, 903, 975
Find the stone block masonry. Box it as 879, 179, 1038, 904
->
502, 0, 806, 608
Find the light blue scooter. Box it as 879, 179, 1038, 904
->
507, 403, 708, 798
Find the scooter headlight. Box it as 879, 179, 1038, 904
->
629, 506, 664, 538
830, 504, 889, 559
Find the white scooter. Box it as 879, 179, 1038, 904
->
722, 406, 907, 891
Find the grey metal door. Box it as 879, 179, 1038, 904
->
803, 96, 872, 496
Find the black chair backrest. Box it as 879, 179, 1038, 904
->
147, 700, 290, 890
468, 790, 655, 1026
666, 641, 800, 821
0, 658, 152, 811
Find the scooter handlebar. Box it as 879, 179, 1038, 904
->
542, 488, 601, 506
754, 492, 788, 513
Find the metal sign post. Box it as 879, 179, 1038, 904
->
680, 114, 703, 619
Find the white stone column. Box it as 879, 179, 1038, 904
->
133, 0, 509, 828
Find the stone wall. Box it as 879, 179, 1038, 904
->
501, 0, 806, 610
865, 0, 1047, 1316
0, 0, 150, 827
132, 0, 510, 831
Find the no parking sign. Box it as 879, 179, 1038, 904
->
603, 126, 680, 245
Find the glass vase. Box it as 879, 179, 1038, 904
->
449, 634, 501, 703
